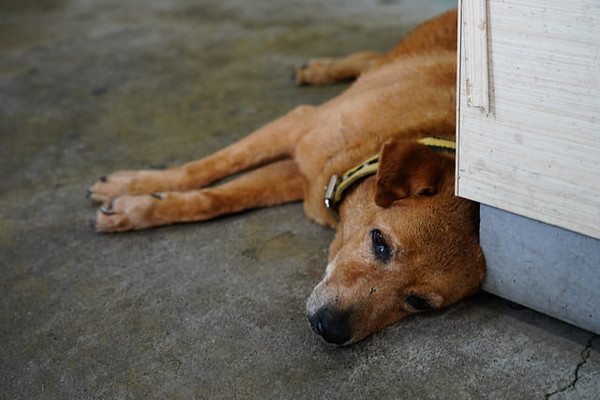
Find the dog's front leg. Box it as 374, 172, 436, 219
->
91, 159, 305, 232
88, 106, 315, 203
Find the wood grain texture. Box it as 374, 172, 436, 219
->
461, 0, 489, 111
456, 0, 600, 239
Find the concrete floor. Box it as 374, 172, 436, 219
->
1, 0, 598, 398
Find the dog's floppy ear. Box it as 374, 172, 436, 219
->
375, 139, 453, 208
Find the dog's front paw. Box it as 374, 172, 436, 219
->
87, 171, 145, 204
90, 193, 165, 232
87, 168, 182, 203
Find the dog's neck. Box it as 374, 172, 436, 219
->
324, 137, 456, 225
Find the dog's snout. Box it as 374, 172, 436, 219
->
307, 306, 352, 345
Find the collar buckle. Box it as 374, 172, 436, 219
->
324, 174, 340, 224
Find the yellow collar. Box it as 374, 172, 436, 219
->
324, 137, 456, 224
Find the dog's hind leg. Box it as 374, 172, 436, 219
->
91, 159, 306, 232
88, 105, 315, 203
295, 9, 458, 87
295, 52, 384, 85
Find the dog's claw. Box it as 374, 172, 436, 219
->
99, 175, 107, 182
294, 63, 310, 86
99, 205, 115, 215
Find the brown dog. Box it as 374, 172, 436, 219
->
88, 9, 485, 345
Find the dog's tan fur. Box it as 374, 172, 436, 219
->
88, 9, 485, 345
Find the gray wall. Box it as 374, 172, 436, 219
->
480, 205, 600, 334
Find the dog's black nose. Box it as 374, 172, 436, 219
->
307, 306, 352, 345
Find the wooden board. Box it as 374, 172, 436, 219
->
456, 0, 600, 239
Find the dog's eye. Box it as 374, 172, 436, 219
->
371, 229, 391, 262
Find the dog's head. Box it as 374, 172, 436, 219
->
306, 139, 485, 345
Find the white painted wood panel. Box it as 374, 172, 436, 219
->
460, 0, 489, 111
456, 0, 600, 239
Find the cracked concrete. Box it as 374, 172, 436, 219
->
546, 335, 600, 400
1, 0, 599, 398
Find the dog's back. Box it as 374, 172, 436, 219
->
295, 9, 459, 225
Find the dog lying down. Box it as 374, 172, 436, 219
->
88, 9, 485, 346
